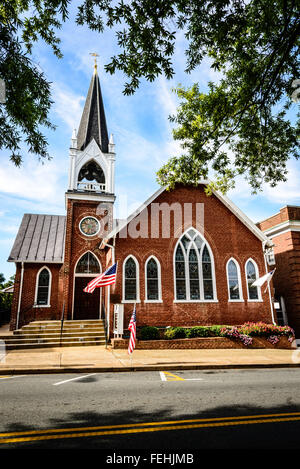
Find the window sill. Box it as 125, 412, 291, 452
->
173, 300, 218, 303
33, 305, 51, 308
247, 299, 263, 303
144, 300, 163, 303
228, 300, 244, 303
121, 300, 141, 304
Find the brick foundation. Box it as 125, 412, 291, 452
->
111, 336, 295, 350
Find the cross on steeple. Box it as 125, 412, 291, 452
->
90, 52, 99, 73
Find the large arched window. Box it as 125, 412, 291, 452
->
227, 258, 243, 301
75, 252, 101, 274
174, 228, 217, 302
245, 259, 261, 300
123, 256, 140, 302
145, 256, 162, 302
35, 267, 51, 306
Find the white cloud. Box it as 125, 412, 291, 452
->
52, 82, 85, 131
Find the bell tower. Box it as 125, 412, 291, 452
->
67, 57, 116, 202
62, 58, 116, 319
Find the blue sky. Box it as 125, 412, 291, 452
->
1, 4, 299, 280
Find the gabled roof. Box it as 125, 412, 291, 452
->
8, 214, 66, 263
105, 182, 271, 245
76, 69, 109, 153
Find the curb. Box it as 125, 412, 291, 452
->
1, 362, 300, 375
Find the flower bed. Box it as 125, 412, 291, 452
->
111, 322, 296, 350
111, 336, 294, 350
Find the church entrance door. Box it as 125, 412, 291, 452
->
73, 252, 102, 320
73, 277, 101, 320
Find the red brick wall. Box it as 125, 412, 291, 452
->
10, 263, 62, 329
110, 185, 273, 335
61, 197, 113, 319
257, 206, 300, 232
271, 230, 300, 335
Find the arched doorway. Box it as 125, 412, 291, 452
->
73, 252, 102, 319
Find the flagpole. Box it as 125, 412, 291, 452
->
263, 253, 276, 325
107, 284, 110, 340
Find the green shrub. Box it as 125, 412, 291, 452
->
164, 327, 186, 340
186, 327, 210, 338
140, 326, 160, 340
208, 325, 223, 337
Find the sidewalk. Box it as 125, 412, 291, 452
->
1, 345, 300, 375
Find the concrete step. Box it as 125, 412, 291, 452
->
11, 329, 105, 339
3, 319, 107, 350
5, 340, 106, 350
25, 320, 104, 326
14, 327, 105, 335
4, 335, 105, 344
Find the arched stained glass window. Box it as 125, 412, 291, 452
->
76, 252, 100, 274
36, 268, 51, 305
202, 246, 213, 300
174, 228, 216, 301
146, 257, 161, 301
227, 259, 241, 300
246, 259, 259, 300
124, 257, 138, 301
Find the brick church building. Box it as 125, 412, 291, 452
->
8, 66, 277, 337
258, 206, 300, 338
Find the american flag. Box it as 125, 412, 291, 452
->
83, 262, 117, 294
128, 305, 136, 355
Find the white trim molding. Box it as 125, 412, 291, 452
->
122, 255, 140, 303
262, 220, 300, 238
145, 255, 162, 302
226, 257, 244, 302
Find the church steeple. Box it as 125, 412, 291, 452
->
67, 59, 116, 198
76, 61, 109, 153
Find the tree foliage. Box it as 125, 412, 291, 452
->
0, 274, 14, 314
0, 1, 69, 165
0, 0, 299, 192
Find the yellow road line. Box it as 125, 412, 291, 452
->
1, 415, 300, 444
1, 412, 300, 441
163, 371, 185, 381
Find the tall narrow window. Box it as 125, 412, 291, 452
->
36, 268, 51, 305
227, 259, 242, 300
246, 259, 259, 300
146, 257, 161, 301
174, 228, 216, 301
124, 257, 139, 301
202, 246, 213, 300
189, 248, 200, 300
175, 245, 186, 300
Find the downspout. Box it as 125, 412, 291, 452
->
16, 262, 24, 330
262, 240, 276, 325
101, 236, 116, 340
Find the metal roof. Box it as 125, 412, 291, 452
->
8, 214, 66, 263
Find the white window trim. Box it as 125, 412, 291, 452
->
144, 255, 162, 302
226, 257, 244, 302
34, 266, 52, 307
245, 258, 262, 302
173, 227, 218, 302
122, 255, 140, 303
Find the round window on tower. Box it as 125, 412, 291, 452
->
79, 216, 100, 237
